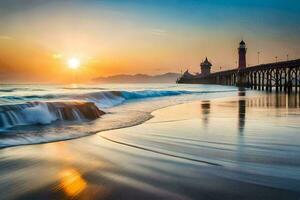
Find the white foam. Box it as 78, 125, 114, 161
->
22, 103, 57, 125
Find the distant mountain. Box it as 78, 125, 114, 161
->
92, 73, 181, 83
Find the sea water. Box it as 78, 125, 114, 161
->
0, 84, 239, 147
0, 84, 300, 199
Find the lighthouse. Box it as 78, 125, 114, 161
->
238, 40, 247, 69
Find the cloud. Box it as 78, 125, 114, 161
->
0, 35, 13, 40
150, 29, 167, 36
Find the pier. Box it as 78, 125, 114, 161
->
177, 41, 300, 93
178, 59, 300, 93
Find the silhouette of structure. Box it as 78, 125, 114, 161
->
180, 57, 213, 80
177, 40, 300, 93
238, 40, 247, 69
200, 57, 212, 76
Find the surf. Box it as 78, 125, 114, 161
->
0, 84, 238, 147
0, 101, 105, 130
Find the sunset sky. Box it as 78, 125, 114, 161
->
0, 0, 300, 83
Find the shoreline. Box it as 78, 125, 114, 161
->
0, 89, 244, 149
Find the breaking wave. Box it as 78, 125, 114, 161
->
81, 90, 196, 108
0, 101, 104, 130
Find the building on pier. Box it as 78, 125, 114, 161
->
180, 57, 213, 80
200, 57, 212, 76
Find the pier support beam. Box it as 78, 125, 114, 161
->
262, 71, 265, 91
236, 71, 248, 87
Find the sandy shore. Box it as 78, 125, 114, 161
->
1, 93, 300, 200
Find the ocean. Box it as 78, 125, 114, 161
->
0, 83, 300, 199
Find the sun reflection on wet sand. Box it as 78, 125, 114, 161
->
59, 169, 87, 197
43, 142, 110, 199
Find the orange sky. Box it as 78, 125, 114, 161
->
0, 0, 299, 83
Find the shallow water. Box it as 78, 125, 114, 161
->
99, 91, 300, 192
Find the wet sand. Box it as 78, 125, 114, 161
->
1, 91, 300, 200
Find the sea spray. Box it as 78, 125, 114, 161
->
22, 103, 57, 125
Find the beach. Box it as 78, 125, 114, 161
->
1, 90, 300, 200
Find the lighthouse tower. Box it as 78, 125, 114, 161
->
238, 40, 247, 69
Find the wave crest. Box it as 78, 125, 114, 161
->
0, 101, 104, 130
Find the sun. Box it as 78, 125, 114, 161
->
68, 57, 80, 69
